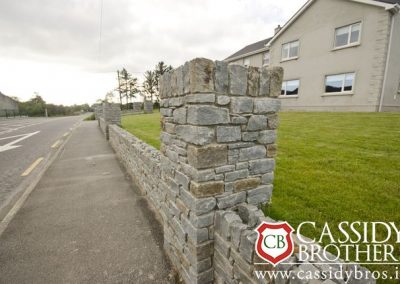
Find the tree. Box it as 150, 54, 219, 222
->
154, 61, 173, 101
143, 70, 157, 102
117, 68, 138, 109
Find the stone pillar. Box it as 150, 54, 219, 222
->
101, 102, 121, 139
144, 100, 153, 113
159, 58, 283, 284
132, 102, 142, 113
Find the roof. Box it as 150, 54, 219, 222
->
224, 37, 272, 62
268, 0, 400, 46
375, 0, 400, 4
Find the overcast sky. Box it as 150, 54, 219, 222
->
0, 0, 306, 106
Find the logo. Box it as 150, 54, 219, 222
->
255, 221, 294, 266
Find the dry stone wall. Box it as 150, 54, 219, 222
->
104, 58, 373, 284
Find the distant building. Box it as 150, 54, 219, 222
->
0, 92, 19, 115
225, 0, 400, 112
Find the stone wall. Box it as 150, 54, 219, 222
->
144, 101, 153, 113
132, 102, 142, 112
105, 58, 373, 284
96, 102, 121, 139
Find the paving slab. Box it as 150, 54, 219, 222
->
0, 121, 174, 283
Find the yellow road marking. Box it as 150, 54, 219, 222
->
21, 157, 44, 177
63, 132, 69, 137
51, 140, 61, 148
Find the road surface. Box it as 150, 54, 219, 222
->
0, 116, 84, 217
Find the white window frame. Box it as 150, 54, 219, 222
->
281, 40, 299, 61
243, 58, 250, 67
324, 72, 356, 95
333, 22, 362, 50
281, 79, 300, 97
263, 52, 270, 66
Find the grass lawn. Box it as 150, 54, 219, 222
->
122, 111, 400, 279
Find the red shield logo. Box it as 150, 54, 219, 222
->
255, 221, 294, 266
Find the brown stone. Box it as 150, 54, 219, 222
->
190, 181, 224, 197
176, 198, 190, 217
187, 144, 227, 169
189, 58, 215, 93
233, 178, 261, 192
266, 144, 278, 158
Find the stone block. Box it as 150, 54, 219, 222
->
257, 130, 276, 144
247, 66, 260, 97
254, 98, 281, 114
239, 145, 266, 161
216, 126, 241, 143
247, 185, 273, 205
215, 165, 235, 174
189, 211, 215, 228
269, 67, 284, 98
267, 144, 278, 157
188, 58, 215, 93
242, 131, 259, 142
216, 192, 246, 209
187, 105, 230, 125
259, 67, 270, 97
185, 93, 215, 103
249, 159, 275, 175
229, 64, 247, 96
225, 169, 249, 182
187, 144, 227, 169
217, 95, 230, 106
230, 222, 248, 250
214, 232, 231, 257
215, 61, 229, 94
239, 230, 257, 263
233, 177, 261, 192
173, 107, 187, 124
230, 97, 253, 114
182, 216, 209, 244
247, 115, 268, 131
261, 172, 274, 184
231, 115, 248, 124
180, 189, 217, 215
190, 181, 224, 197
176, 125, 215, 146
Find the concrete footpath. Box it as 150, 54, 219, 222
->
0, 121, 174, 283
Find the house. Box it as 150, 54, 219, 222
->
0, 91, 19, 115
225, 0, 400, 112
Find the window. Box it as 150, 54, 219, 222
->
244, 58, 250, 66
263, 52, 270, 66
334, 22, 361, 48
281, 80, 300, 96
325, 73, 355, 93
281, 40, 299, 61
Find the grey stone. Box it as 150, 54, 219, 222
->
261, 172, 274, 184
160, 108, 173, 117
268, 67, 284, 98
189, 211, 214, 228
175, 170, 190, 191
267, 114, 279, 129
188, 58, 215, 93
175, 65, 184, 96
215, 61, 229, 93
230, 222, 248, 250
187, 105, 230, 125
239, 230, 257, 263
239, 145, 266, 161
249, 159, 275, 175
173, 107, 187, 124
235, 162, 248, 170
169, 97, 184, 107
216, 126, 241, 143
242, 131, 259, 142
216, 192, 246, 209
257, 130, 276, 144
182, 216, 209, 243
183, 61, 190, 94
230, 97, 253, 114
247, 115, 268, 131
217, 95, 230, 105
231, 115, 248, 124
220, 212, 242, 240
214, 232, 231, 257
185, 93, 215, 103
254, 98, 281, 114
229, 64, 247, 96
229, 142, 255, 149
225, 169, 249, 182
259, 67, 270, 97
215, 165, 235, 174
247, 185, 273, 205
180, 189, 216, 215
176, 125, 215, 146
247, 66, 260, 97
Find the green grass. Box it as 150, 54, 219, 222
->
121, 111, 162, 149
122, 111, 400, 280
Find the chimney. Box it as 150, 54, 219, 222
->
274, 25, 281, 35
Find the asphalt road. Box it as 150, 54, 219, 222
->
0, 116, 84, 216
